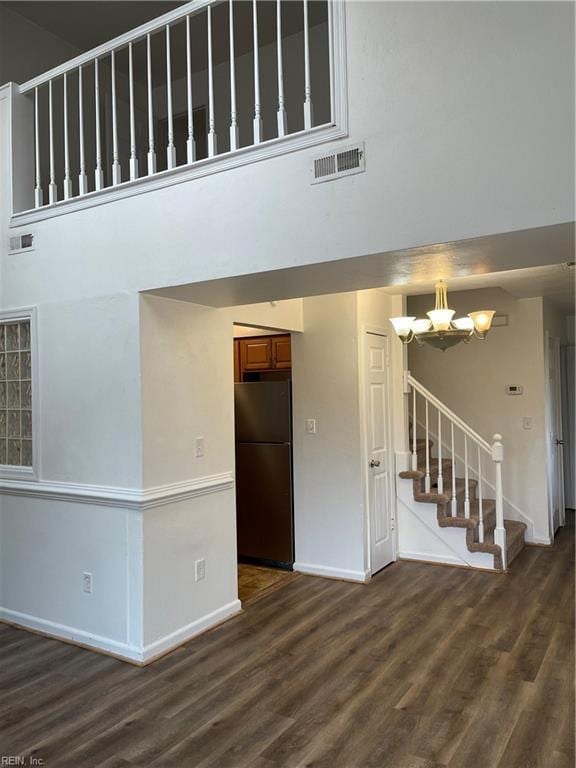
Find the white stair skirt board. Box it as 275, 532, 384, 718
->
294, 562, 371, 583
397, 479, 497, 571
0, 600, 242, 665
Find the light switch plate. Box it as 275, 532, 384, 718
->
522, 417, 533, 430
306, 419, 317, 434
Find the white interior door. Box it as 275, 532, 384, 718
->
363, 331, 395, 574
547, 335, 565, 534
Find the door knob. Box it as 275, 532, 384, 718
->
369, 459, 381, 468
556, 439, 565, 446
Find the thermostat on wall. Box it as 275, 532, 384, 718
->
507, 385, 523, 395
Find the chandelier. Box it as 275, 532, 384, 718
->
390, 281, 495, 351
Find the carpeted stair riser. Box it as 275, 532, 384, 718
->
400, 438, 527, 571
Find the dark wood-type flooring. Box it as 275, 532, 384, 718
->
1, 515, 573, 768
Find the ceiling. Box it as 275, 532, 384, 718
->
381, 263, 576, 314
1, 2, 185, 52
149, 223, 575, 311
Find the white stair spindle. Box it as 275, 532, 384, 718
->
207, 5, 217, 157
34, 87, 43, 208
111, 51, 121, 185
185, 17, 196, 163
464, 434, 470, 518
129, 42, 138, 180
437, 411, 443, 495
48, 80, 57, 204
492, 434, 506, 569
477, 446, 484, 543
276, 0, 287, 136
424, 399, 431, 493
166, 25, 176, 169
63, 73, 72, 199
94, 60, 104, 191
303, 0, 314, 129
228, 0, 239, 152
252, 0, 262, 144
78, 66, 88, 195
412, 388, 417, 471
451, 422, 457, 517
146, 34, 157, 175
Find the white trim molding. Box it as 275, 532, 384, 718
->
142, 600, 242, 663
0, 471, 234, 510
294, 562, 370, 583
0, 599, 242, 664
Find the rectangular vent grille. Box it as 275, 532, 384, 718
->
311, 143, 365, 184
9, 233, 33, 252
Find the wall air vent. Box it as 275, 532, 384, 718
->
311, 143, 365, 185
8, 233, 34, 252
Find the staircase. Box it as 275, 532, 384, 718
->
398, 374, 526, 572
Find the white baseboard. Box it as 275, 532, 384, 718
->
293, 562, 370, 583
142, 599, 242, 663
398, 550, 464, 567
0, 606, 142, 661
1, 599, 242, 664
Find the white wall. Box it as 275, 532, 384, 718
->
3, 2, 574, 308
408, 288, 551, 542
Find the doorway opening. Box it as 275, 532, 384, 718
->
233, 325, 298, 604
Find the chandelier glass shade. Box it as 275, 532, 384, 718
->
390, 281, 495, 351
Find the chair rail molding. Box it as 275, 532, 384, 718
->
0, 471, 235, 510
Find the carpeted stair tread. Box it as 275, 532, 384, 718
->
399, 451, 527, 571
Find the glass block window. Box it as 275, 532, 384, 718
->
0, 319, 32, 467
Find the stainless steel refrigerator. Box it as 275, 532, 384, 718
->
234, 381, 294, 568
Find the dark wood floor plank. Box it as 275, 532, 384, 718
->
0, 515, 573, 768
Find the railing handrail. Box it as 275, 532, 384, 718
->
19, 0, 215, 94
407, 373, 492, 454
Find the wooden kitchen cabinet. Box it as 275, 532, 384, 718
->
235, 334, 291, 377
272, 336, 292, 369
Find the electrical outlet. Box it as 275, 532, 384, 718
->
306, 419, 317, 434
195, 437, 205, 458
195, 558, 206, 582
82, 572, 93, 594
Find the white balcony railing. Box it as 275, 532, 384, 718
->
10, 0, 346, 218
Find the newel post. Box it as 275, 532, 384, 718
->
491, 433, 507, 570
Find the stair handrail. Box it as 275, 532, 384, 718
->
405, 371, 506, 569
405, 373, 491, 452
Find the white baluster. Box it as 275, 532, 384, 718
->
464, 434, 470, 518
437, 411, 443, 494
451, 422, 457, 517
146, 34, 157, 175
78, 66, 88, 195
252, 0, 262, 143
111, 51, 121, 185
492, 434, 506, 569
303, 0, 314, 129
228, 0, 239, 152
207, 5, 217, 157
62, 73, 72, 199
129, 42, 138, 180
477, 446, 484, 543
185, 17, 196, 163
48, 80, 57, 204
276, 0, 287, 136
411, 388, 418, 471
34, 87, 43, 208
424, 399, 431, 493
166, 25, 176, 169
94, 59, 104, 191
